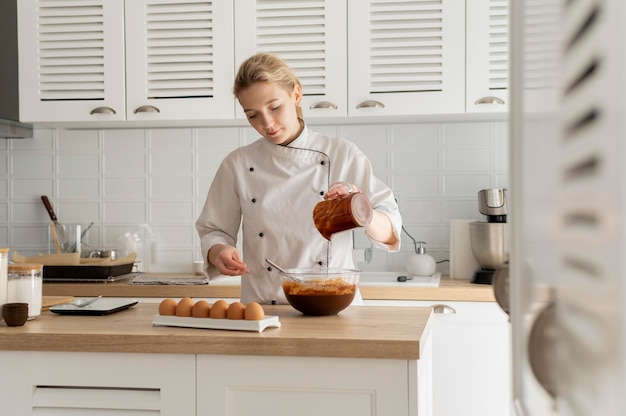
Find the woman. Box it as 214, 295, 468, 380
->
196, 53, 401, 304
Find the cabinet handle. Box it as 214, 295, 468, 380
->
134, 105, 161, 114
356, 100, 385, 109
90, 106, 117, 115
309, 101, 338, 110
474, 96, 505, 105
431, 304, 456, 314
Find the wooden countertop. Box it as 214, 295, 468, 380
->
43, 274, 496, 302
0, 303, 432, 360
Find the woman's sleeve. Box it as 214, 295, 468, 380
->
344, 142, 402, 252
195, 156, 243, 277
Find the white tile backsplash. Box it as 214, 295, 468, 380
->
0, 119, 509, 274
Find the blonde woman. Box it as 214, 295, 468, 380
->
196, 53, 401, 304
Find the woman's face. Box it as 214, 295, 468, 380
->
238, 81, 303, 145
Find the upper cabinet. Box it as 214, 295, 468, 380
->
16, 0, 235, 123
235, 0, 466, 118
13, 0, 509, 125
234, 0, 347, 118
347, 0, 465, 116
466, 0, 509, 113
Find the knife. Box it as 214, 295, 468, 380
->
41, 195, 67, 251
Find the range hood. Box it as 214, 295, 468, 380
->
0, 118, 33, 139
0, 1, 33, 139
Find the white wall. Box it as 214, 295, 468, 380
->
0, 120, 508, 274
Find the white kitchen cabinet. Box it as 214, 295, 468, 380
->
235, 0, 465, 118
466, 0, 509, 113
235, 0, 347, 118
197, 350, 433, 416
364, 299, 511, 416
0, 351, 196, 415
0, 346, 434, 416
17, 0, 235, 123
347, 0, 465, 116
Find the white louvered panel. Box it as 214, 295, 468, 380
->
465, 0, 507, 112
33, 386, 160, 415
367, 0, 444, 93
253, 1, 328, 96
144, 2, 215, 99
523, 0, 559, 91
234, 0, 346, 118
349, 0, 464, 115
18, 0, 126, 122
36, 0, 107, 101
488, 0, 508, 90
556, 1, 625, 415
125, 0, 234, 119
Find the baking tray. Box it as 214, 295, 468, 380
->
152, 314, 281, 333
43, 262, 135, 282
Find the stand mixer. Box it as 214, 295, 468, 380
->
469, 189, 509, 284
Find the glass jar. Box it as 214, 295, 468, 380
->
0, 248, 9, 323
7, 263, 43, 320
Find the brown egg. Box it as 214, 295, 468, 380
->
192, 300, 211, 318
209, 299, 229, 319
159, 298, 177, 316
227, 301, 245, 320
245, 302, 265, 320
176, 297, 194, 317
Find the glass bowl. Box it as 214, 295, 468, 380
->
279, 268, 360, 316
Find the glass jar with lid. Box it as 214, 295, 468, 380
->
7, 263, 43, 320
0, 248, 9, 322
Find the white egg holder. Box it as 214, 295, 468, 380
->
152, 314, 281, 333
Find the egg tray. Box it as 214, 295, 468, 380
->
152, 314, 281, 333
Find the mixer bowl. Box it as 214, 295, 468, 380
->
469, 222, 509, 268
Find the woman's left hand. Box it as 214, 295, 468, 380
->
324, 181, 359, 200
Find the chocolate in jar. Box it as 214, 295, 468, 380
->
313, 193, 373, 240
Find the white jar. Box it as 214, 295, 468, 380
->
0, 248, 9, 322
7, 263, 43, 320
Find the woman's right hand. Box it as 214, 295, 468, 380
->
208, 244, 249, 276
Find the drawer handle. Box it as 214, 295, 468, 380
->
134, 105, 161, 114
432, 304, 456, 314
310, 101, 338, 110
356, 100, 385, 109
90, 106, 116, 115
474, 96, 505, 105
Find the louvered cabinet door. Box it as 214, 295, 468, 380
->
17, 0, 126, 122
347, 0, 465, 116
234, 0, 348, 118
554, 1, 626, 414
466, 0, 508, 113
125, 0, 235, 121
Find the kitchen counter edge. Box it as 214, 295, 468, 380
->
0, 303, 433, 360
43, 274, 496, 302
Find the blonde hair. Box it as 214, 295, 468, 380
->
233, 53, 303, 119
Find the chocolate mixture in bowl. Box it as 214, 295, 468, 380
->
282, 278, 357, 316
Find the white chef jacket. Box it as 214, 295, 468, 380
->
196, 126, 402, 304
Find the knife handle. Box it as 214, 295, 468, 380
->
41, 195, 58, 222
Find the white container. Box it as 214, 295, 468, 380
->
406, 242, 437, 277
0, 248, 9, 322
7, 263, 43, 320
